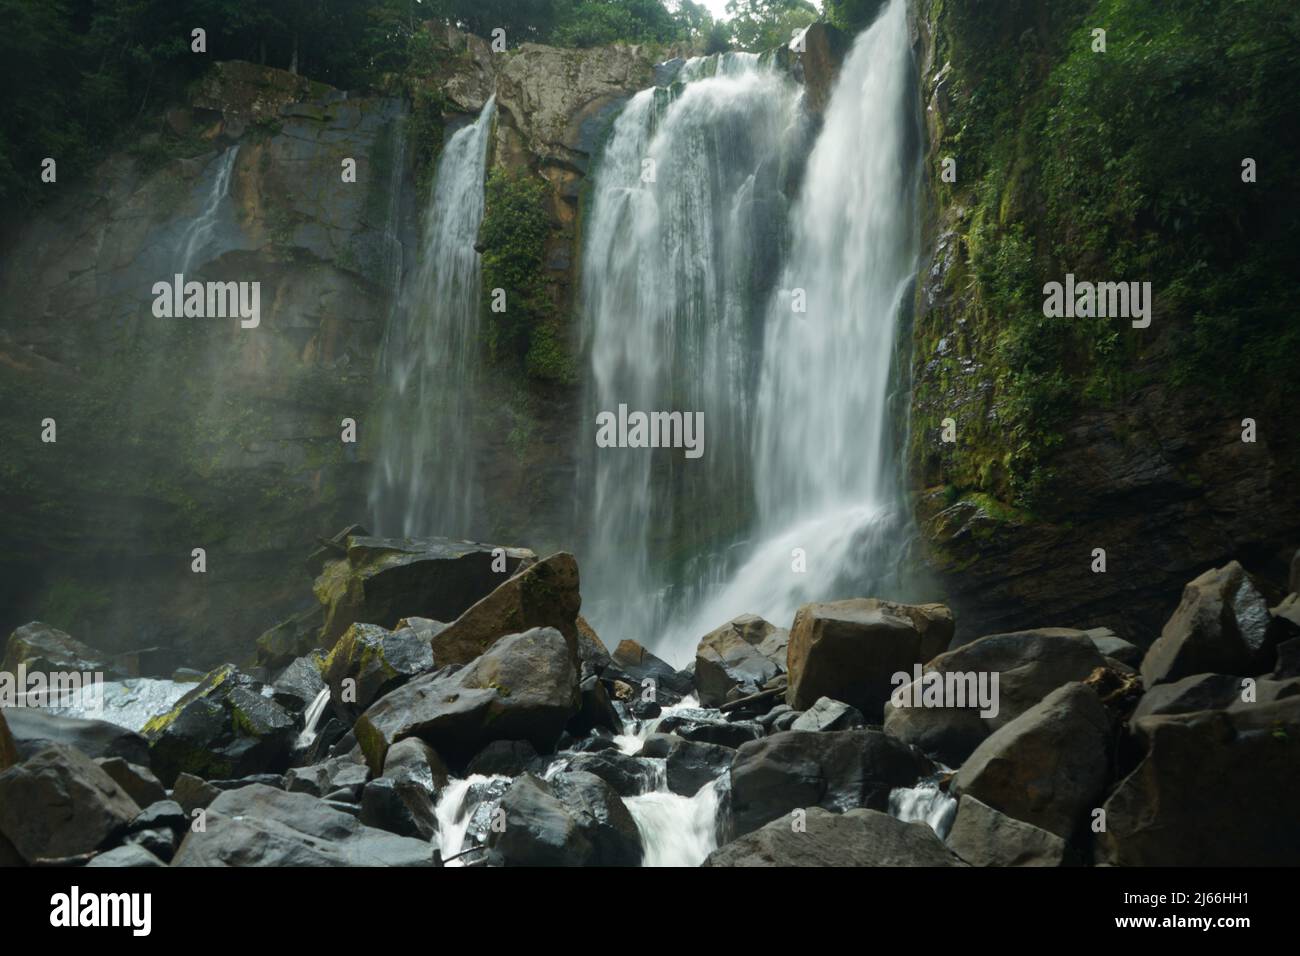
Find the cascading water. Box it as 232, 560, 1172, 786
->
580, 51, 808, 648
582, 0, 921, 663
177, 145, 241, 275
369, 97, 497, 538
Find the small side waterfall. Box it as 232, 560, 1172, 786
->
177, 145, 241, 275
369, 98, 497, 538
295, 687, 332, 750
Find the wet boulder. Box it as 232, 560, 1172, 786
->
269, 653, 326, 713
430, 552, 582, 666
381, 737, 450, 793
549, 771, 642, 866
609, 639, 693, 699
1097, 696, 1300, 865
171, 784, 435, 866
2, 621, 123, 679
729, 729, 934, 837
786, 599, 954, 718
360, 776, 437, 840
94, 757, 166, 808
0, 744, 140, 862
322, 622, 434, 722
172, 773, 220, 814
314, 535, 536, 649
952, 682, 1111, 840
665, 738, 734, 796
947, 794, 1068, 867
705, 807, 964, 867
141, 664, 297, 785
1140, 561, 1275, 687
695, 614, 786, 707
790, 696, 866, 732
883, 628, 1107, 766
486, 774, 592, 866
354, 626, 579, 773
465, 739, 542, 778
4, 708, 151, 766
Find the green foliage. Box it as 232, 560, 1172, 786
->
725, 0, 818, 51
928, 0, 1300, 508
824, 0, 886, 33
480, 167, 575, 382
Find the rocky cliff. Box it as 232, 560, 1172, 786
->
905, 0, 1300, 644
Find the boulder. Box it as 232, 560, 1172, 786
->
314, 536, 536, 649
172, 773, 221, 814
141, 663, 297, 785
609, 639, 693, 698
549, 771, 643, 866
946, 795, 1067, 866
2, 621, 122, 679
1097, 697, 1300, 865
576, 615, 611, 679
1140, 561, 1275, 687
94, 757, 166, 808
381, 737, 450, 793
695, 614, 785, 708
430, 552, 581, 666
704, 806, 964, 867
253, 605, 325, 671
269, 654, 326, 713
354, 626, 579, 773
952, 683, 1111, 840
1269, 593, 1300, 646
284, 755, 369, 799
729, 729, 933, 837
171, 784, 435, 866
790, 697, 866, 732
130, 799, 188, 835
86, 844, 167, 867
570, 673, 623, 736
1083, 628, 1141, 666
656, 710, 764, 749
559, 751, 657, 797
0, 744, 140, 862
665, 738, 734, 797
1130, 672, 1246, 721
1275, 636, 1300, 679
487, 774, 592, 867
360, 775, 437, 840
883, 628, 1107, 766
465, 739, 541, 778
786, 599, 954, 718
3, 708, 151, 766
322, 622, 434, 722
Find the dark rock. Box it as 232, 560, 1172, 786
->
430, 552, 580, 666
253, 605, 325, 671
549, 771, 642, 866
124, 826, 177, 861
487, 775, 591, 866
1131, 672, 1245, 721
695, 614, 785, 707
1141, 561, 1275, 686
171, 784, 435, 866
0, 744, 140, 862
284, 755, 368, 798
360, 775, 437, 840
953, 683, 1111, 840
4, 708, 151, 766
322, 622, 433, 722
354, 626, 579, 773
657, 711, 764, 749
95, 757, 166, 808
665, 739, 733, 796
209, 773, 286, 791
172, 773, 220, 814
1275, 636, 1300, 679
786, 599, 954, 718
141, 663, 296, 785
610, 639, 693, 698
729, 729, 934, 837
1269, 594, 1300, 647
466, 739, 541, 777
947, 794, 1067, 866
789, 697, 866, 732
884, 628, 1107, 766
1083, 628, 1141, 666
270, 654, 326, 713
570, 673, 623, 737
2, 621, 123, 678
576, 615, 611, 680
559, 751, 657, 797
314, 536, 536, 650
381, 737, 449, 793
1098, 697, 1300, 865
705, 806, 964, 867
87, 844, 167, 867
130, 799, 187, 834
0, 710, 17, 771
638, 733, 675, 759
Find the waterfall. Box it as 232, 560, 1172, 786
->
581, 0, 921, 662
177, 145, 241, 275
580, 51, 808, 648
295, 687, 332, 750
369, 98, 497, 538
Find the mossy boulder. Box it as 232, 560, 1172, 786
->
354, 626, 579, 774
322, 621, 434, 723
430, 552, 582, 667
141, 663, 296, 786
314, 536, 536, 650
254, 605, 325, 672
2, 621, 123, 679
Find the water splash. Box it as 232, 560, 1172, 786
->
177, 145, 241, 275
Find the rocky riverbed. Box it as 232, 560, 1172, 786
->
1, 531, 1297, 867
